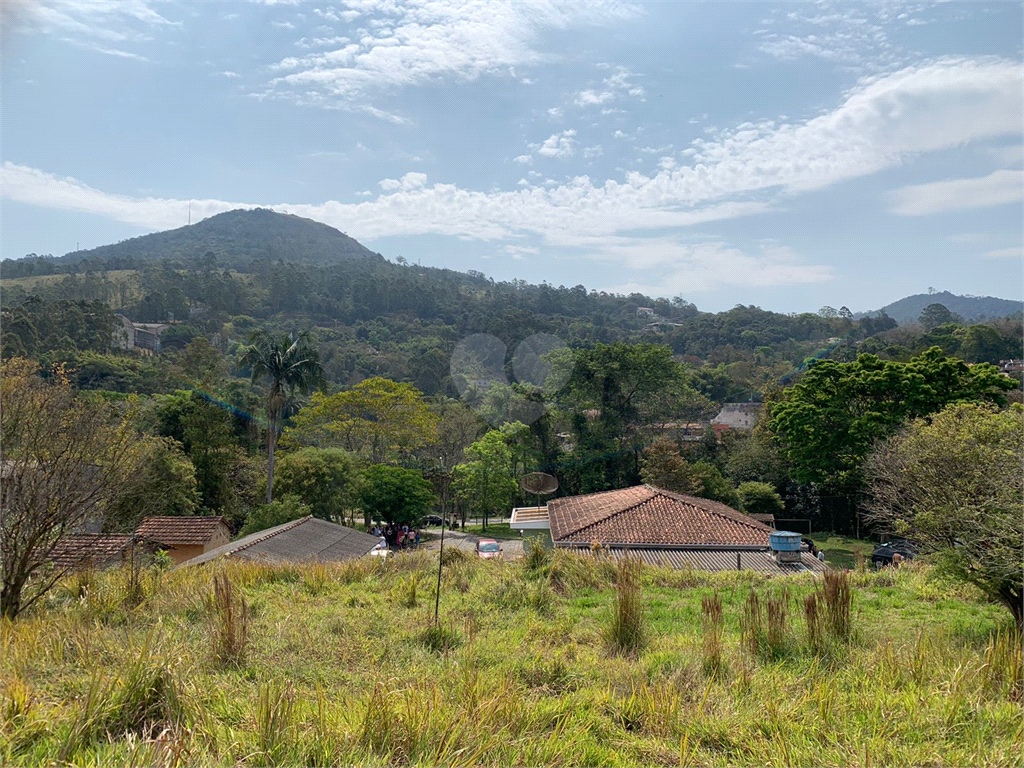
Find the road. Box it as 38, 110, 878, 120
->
418, 528, 524, 558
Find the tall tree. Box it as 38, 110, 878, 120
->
285, 377, 437, 463
768, 348, 1015, 494
453, 430, 519, 530
865, 403, 1023, 628
240, 329, 325, 503
358, 465, 435, 527
273, 447, 361, 523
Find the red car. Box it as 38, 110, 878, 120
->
475, 539, 502, 559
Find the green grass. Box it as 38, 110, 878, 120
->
1, 555, 1020, 767
461, 522, 524, 540
810, 533, 876, 569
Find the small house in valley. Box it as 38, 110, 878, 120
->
511, 485, 824, 574
135, 516, 231, 565
177, 516, 383, 567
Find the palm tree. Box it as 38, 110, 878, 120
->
241, 329, 325, 503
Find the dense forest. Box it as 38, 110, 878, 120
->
2, 209, 1021, 539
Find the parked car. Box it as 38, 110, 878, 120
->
871, 538, 916, 567
420, 515, 444, 527
475, 539, 502, 559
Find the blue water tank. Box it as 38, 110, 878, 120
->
769, 531, 803, 552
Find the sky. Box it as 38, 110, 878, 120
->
1, 0, 1022, 314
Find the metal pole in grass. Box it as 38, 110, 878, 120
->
433, 513, 445, 624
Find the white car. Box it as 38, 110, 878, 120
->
370, 537, 389, 558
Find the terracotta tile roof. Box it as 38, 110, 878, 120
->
50, 534, 132, 569
547, 485, 773, 547
136, 516, 227, 546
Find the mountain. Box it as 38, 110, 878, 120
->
49, 209, 382, 268
859, 291, 1021, 324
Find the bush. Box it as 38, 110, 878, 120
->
736, 481, 784, 518
701, 591, 724, 673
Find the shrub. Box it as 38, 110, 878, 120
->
523, 537, 549, 571
607, 556, 645, 656
209, 574, 248, 667
400, 575, 418, 609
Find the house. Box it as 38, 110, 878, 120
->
135, 516, 232, 565
711, 403, 762, 432
49, 534, 164, 571
112, 315, 172, 355
177, 516, 384, 567
511, 485, 824, 574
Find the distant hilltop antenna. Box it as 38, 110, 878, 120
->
519, 472, 559, 510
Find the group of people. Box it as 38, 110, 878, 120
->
370, 523, 422, 550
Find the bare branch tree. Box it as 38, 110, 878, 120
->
1, 360, 145, 618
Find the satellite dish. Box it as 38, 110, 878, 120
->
520, 472, 558, 509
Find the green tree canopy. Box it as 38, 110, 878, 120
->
358, 465, 435, 527
273, 447, 361, 523
453, 429, 519, 528
865, 403, 1023, 628
736, 481, 785, 519
286, 377, 438, 463
239, 495, 311, 537
767, 347, 1015, 491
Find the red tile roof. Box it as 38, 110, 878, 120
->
136, 516, 228, 546
50, 534, 133, 569
547, 485, 773, 547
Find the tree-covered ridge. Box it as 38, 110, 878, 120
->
861, 290, 1021, 324
1, 209, 382, 277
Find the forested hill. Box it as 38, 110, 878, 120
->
3, 209, 383, 276
862, 291, 1021, 324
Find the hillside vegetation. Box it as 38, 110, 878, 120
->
1, 554, 1020, 767
863, 291, 1021, 325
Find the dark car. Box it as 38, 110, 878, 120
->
871, 538, 916, 567
420, 515, 444, 527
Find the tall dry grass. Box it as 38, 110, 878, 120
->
208, 574, 248, 667
607, 556, 645, 656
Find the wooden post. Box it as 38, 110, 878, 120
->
736, 552, 741, 570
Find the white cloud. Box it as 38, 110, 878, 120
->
889, 170, 1024, 215
6, 0, 177, 51
215, 70, 241, 78
265, 1, 639, 115
583, 145, 603, 159
4, 58, 1022, 278
536, 130, 577, 158
984, 247, 1023, 260
598, 241, 831, 294
272, 20, 296, 29
547, 107, 562, 118
378, 172, 428, 191
513, 154, 533, 165
574, 89, 613, 106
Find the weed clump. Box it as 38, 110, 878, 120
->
420, 622, 461, 653
400, 575, 418, 608
741, 588, 793, 661
821, 570, 853, 640
254, 680, 296, 766
700, 591, 724, 673
523, 538, 549, 570
607, 556, 645, 656
209, 574, 248, 667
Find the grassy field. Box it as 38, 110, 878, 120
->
461, 522, 524, 541
809, 534, 876, 570
1, 552, 1020, 767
